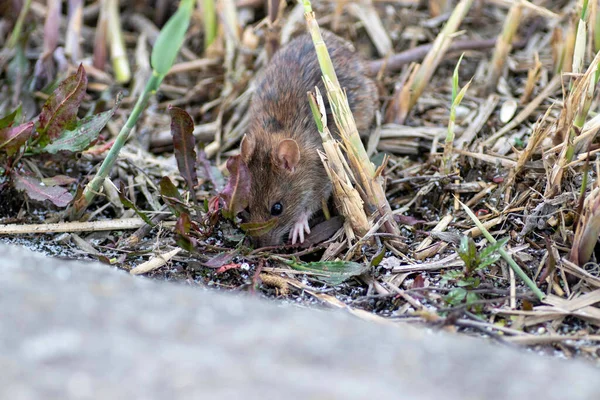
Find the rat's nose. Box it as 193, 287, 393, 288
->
252, 231, 285, 248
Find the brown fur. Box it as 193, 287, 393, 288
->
243, 31, 377, 246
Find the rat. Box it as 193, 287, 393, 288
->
240, 31, 377, 247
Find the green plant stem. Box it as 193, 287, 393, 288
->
458, 198, 545, 301
77, 73, 163, 214
107, 0, 131, 83
203, 0, 217, 50
7, 0, 32, 49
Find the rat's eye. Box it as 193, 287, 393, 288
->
270, 202, 283, 216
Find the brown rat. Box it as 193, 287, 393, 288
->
240, 31, 377, 247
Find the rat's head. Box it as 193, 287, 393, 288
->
240, 133, 319, 247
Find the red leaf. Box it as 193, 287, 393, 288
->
169, 106, 198, 194
12, 172, 74, 207
38, 64, 87, 142
0, 122, 34, 156
220, 155, 251, 219
394, 214, 426, 226
216, 263, 241, 274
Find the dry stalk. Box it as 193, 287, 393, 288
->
504, 106, 555, 202
303, 1, 400, 243
551, 27, 565, 74
310, 89, 370, 241
570, 187, 600, 266
346, 1, 392, 57
545, 50, 600, 198
485, 2, 522, 94
563, 11, 579, 73
595, 0, 600, 53
519, 52, 541, 103
396, 0, 474, 123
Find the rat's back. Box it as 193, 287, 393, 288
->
249, 31, 377, 143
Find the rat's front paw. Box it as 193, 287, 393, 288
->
289, 213, 311, 245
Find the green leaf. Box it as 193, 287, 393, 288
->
458, 236, 477, 273
451, 53, 464, 102
480, 237, 509, 260
175, 212, 196, 252
478, 253, 502, 270
308, 92, 324, 133
151, 0, 194, 75
240, 218, 278, 237
465, 291, 480, 306
43, 93, 122, 154
445, 287, 467, 305
118, 182, 154, 226
159, 176, 187, 217
370, 246, 386, 267
0, 105, 22, 129
285, 259, 369, 285
440, 269, 463, 286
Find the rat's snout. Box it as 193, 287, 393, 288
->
252, 230, 285, 248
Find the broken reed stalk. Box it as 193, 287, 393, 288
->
396, 0, 473, 123
458, 199, 545, 301
65, 0, 83, 62
442, 54, 470, 174
106, 0, 131, 83
572, 0, 589, 75
504, 107, 554, 202
203, 0, 217, 50
485, 3, 522, 94
302, 0, 400, 241
570, 187, 600, 267
551, 27, 565, 75
75, 0, 195, 218
7, 0, 32, 49
562, 11, 579, 74
203, 0, 239, 158
309, 89, 370, 240
545, 50, 600, 198
519, 52, 541, 103
573, 0, 599, 135
595, 0, 600, 53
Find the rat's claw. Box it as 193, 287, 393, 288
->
289, 213, 311, 245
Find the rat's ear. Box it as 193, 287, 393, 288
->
276, 139, 300, 172
240, 134, 255, 163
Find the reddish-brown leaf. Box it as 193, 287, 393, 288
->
216, 263, 241, 274
220, 155, 251, 219
38, 64, 87, 142
0, 122, 34, 156
12, 172, 73, 207
169, 106, 198, 195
